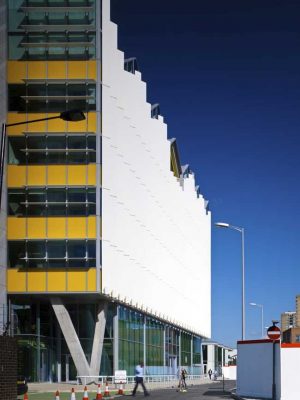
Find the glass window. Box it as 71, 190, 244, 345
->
47, 241, 66, 259
88, 136, 96, 151
68, 136, 86, 149
68, 152, 87, 164
27, 152, 47, 164
27, 188, 45, 203
68, 188, 86, 203
68, 241, 86, 258
8, 241, 26, 269
47, 136, 66, 149
47, 188, 65, 203
8, 189, 26, 216
88, 240, 96, 259
27, 241, 45, 259
68, 204, 85, 216
27, 136, 46, 150
8, 137, 26, 164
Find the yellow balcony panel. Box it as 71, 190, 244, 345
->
87, 112, 97, 133
28, 61, 46, 79
67, 270, 86, 292
68, 165, 87, 185
67, 217, 86, 239
87, 268, 97, 291
47, 116, 66, 132
25, 113, 47, 133
7, 165, 26, 187
87, 216, 96, 238
7, 217, 26, 240
88, 60, 97, 80
6, 113, 28, 135
47, 61, 67, 79
87, 164, 96, 186
27, 166, 46, 186
47, 217, 66, 239
47, 271, 67, 292
67, 117, 88, 133
7, 61, 27, 83
48, 165, 67, 186
7, 269, 26, 293
68, 61, 87, 79
27, 270, 46, 292
27, 218, 46, 239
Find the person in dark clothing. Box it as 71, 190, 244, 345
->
132, 362, 150, 397
208, 369, 213, 380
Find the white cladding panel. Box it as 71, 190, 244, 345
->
101, 0, 211, 337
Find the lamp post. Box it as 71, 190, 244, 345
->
250, 302, 264, 338
215, 222, 246, 340
0, 110, 85, 208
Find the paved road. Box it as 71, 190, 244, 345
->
125, 380, 236, 400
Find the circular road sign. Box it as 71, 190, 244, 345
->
267, 325, 281, 340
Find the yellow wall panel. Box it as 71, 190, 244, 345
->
25, 113, 47, 133
28, 61, 46, 79
27, 218, 46, 238
47, 117, 66, 132
88, 60, 97, 80
67, 217, 86, 238
7, 218, 26, 240
87, 164, 96, 185
7, 269, 26, 293
68, 165, 86, 185
47, 271, 66, 292
68, 61, 87, 79
87, 216, 96, 238
48, 61, 66, 79
6, 113, 27, 135
48, 165, 67, 185
7, 165, 26, 187
67, 271, 86, 292
27, 271, 46, 292
67, 117, 87, 133
87, 268, 97, 291
27, 166, 46, 186
87, 112, 97, 132
47, 218, 66, 238
7, 61, 26, 83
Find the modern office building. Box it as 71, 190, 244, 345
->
0, 0, 212, 382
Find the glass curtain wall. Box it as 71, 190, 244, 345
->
145, 317, 164, 375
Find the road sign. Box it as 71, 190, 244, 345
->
267, 325, 281, 340
114, 370, 127, 384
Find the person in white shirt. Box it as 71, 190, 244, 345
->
132, 362, 150, 396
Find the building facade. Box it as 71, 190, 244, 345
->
1, 0, 211, 382
281, 311, 296, 332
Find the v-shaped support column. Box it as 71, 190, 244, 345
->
90, 301, 108, 376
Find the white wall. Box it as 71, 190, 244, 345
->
281, 345, 300, 400
101, 0, 211, 337
223, 366, 236, 380
237, 341, 280, 400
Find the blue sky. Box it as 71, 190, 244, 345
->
111, 0, 300, 348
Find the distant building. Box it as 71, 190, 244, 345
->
281, 295, 300, 343
282, 327, 300, 344
281, 312, 296, 332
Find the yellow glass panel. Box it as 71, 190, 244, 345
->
47, 116, 66, 132
7, 269, 26, 293
88, 60, 97, 80
28, 61, 46, 79
87, 216, 96, 238
6, 113, 27, 135
25, 113, 47, 133
67, 271, 86, 292
68, 61, 86, 79
47, 271, 66, 292
47, 218, 66, 239
48, 165, 67, 186
47, 61, 66, 79
87, 268, 97, 291
7, 217, 26, 240
27, 166, 46, 186
27, 271, 46, 292
7, 165, 26, 187
67, 217, 86, 238
27, 218, 46, 238
87, 112, 97, 132
68, 165, 86, 185
7, 61, 26, 83
87, 164, 96, 186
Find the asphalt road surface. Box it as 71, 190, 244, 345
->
126, 380, 236, 400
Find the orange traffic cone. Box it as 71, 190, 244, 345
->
23, 394, 28, 400
82, 386, 89, 400
70, 387, 76, 400
118, 383, 124, 395
96, 384, 102, 399
104, 381, 110, 397
55, 390, 60, 400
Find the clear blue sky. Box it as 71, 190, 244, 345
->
111, 0, 300, 348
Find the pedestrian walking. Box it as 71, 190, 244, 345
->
208, 369, 212, 380
132, 362, 150, 396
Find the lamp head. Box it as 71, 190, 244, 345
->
60, 109, 85, 122
215, 222, 230, 228
250, 302, 257, 306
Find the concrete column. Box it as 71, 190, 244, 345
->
56, 320, 61, 382
143, 315, 146, 368
51, 297, 91, 379
178, 332, 181, 368
113, 305, 119, 373
90, 301, 108, 377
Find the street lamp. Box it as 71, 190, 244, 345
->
215, 221, 246, 340
0, 110, 86, 207
250, 302, 264, 338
